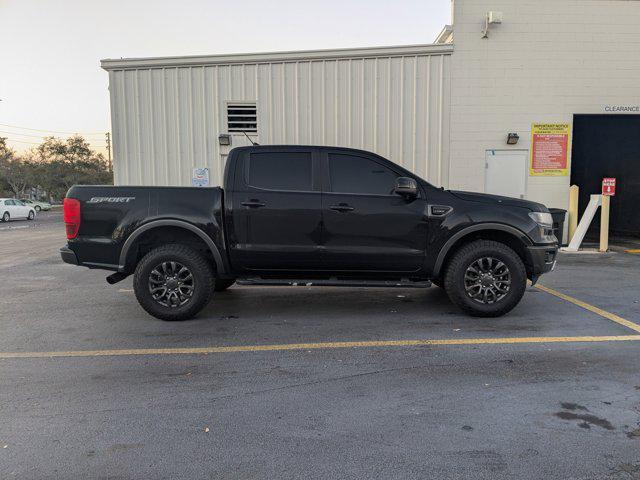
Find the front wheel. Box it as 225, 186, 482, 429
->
133, 244, 214, 321
444, 240, 527, 317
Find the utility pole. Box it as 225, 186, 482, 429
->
105, 132, 112, 173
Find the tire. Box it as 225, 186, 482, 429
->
214, 279, 236, 292
133, 244, 214, 321
35, 205, 41, 212
27, 211, 35, 220
2, 212, 9, 222
443, 240, 527, 317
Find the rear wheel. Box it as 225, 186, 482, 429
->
2, 212, 9, 222
214, 279, 236, 292
27, 211, 35, 220
444, 240, 526, 317
35, 205, 41, 212
133, 244, 214, 321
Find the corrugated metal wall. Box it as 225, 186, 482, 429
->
106, 47, 451, 187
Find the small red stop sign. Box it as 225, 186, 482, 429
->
602, 178, 616, 196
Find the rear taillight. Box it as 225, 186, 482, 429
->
63, 198, 81, 239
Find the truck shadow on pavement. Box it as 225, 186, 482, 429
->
175, 285, 553, 343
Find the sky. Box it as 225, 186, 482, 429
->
0, 0, 451, 154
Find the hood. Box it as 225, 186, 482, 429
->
450, 191, 548, 212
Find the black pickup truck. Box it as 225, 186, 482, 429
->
61, 145, 557, 320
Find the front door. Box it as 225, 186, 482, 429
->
5, 200, 21, 218
321, 151, 427, 273
228, 148, 323, 271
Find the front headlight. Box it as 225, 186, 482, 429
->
528, 211, 553, 228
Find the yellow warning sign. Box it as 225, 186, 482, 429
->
530, 123, 571, 176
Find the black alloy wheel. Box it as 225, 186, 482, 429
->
133, 244, 214, 321
463, 256, 511, 304
444, 240, 527, 317
148, 261, 195, 308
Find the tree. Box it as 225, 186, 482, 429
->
0, 135, 112, 201
29, 135, 113, 200
0, 137, 33, 197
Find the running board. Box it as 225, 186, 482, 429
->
237, 279, 432, 288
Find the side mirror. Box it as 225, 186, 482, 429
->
394, 177, 418, 197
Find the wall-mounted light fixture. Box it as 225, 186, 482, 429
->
482, 11, 503, 38
218, 133, 232, 146
507, 132, 520, 145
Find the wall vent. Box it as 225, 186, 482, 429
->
227, 103, 257, 133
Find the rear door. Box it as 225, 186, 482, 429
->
228, 148, 323, 271
320, 150, 428, 273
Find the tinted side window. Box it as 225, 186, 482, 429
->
248, 152, 312, 191
328, 154, 399, 195
5, 200, 14, 206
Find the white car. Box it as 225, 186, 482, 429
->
21, 198, 52, 212
0, 198, 36, 222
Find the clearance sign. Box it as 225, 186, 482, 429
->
529, 123, 571, 176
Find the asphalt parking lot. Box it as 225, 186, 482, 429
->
1, 210, 640, 479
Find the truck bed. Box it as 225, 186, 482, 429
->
64, 185, 225, 270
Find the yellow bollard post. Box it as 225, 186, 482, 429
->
599, 195, 610, 253
568, 185, 579, 243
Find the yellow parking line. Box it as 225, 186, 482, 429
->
1, 335, 640, 359
535, 283, 640, 333
625, 249, 640, 254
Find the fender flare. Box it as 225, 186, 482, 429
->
432, 223, 532, 277
118, 219, 225, 274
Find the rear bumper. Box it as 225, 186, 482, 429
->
60, 245, 79, 266
526, 244, 558, 276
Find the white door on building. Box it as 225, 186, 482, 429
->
485, 150, 527, 199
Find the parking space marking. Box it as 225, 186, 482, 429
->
1, 335, 640, 359
535, 283, 640, 333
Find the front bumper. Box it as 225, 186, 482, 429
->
526, 244, 558, 277
60, 245, 79, 265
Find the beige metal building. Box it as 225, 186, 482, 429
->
102, 0, 640, 236
102, 44, 452, 188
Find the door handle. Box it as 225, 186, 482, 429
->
241, 200, 266, 208
329, 204, 355, 212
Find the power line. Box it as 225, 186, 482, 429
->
0, 130, 59, 139
5, 137, 107, 146
0, 130, 106, 140
0, 122, 106, 135
5, 138, 50, 145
